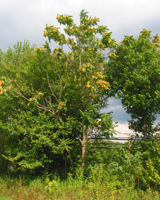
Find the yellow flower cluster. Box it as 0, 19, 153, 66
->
92, 75, 97, 79
29, 97, 36, 102
97, 80, 109, 90
86, 63, 92, 68
65, 27, 69, 31
44, 25, 59, 38
0, 80, 4, 84
79, 63, 92, 72
93, 72, 104, 79
80, 32, 84, 37
56, 15, 62, 20
81, 68, 86, 72
109, 53, 116, 58
94, 17, 98, 21
57, 15, 71, 20
0, 87, 2, 95
0, 80, 4, 95
104, 31, 108, 35
152, 34, 160, 46
51, 26, 58, 32
108, 39, 112, 43
43, 30, 48, 37
86, 81, 91, 88
36, 46, 41, 52
58, 102, 66, 109
93, 94, 99, 99
97, 73, 104, 79
37, 92, 42, 97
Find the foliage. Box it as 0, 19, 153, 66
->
106, 29, 160, 137
0, 41, 37, 174
1, 170, 160, 200
0, 41, 76, 175
1, 10, 160, 195
85, 137, 160, 191
130, 139, 160, 189
0, 10, 115, 174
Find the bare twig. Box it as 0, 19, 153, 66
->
46, 72, 59, 103
44, 96, 55, 114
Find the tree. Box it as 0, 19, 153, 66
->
0, 41, 76, 175
106, 29, 160, 137
0, 10, 115, 173
38, 9, 117, 169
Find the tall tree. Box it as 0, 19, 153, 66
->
38, 9, 116, 169
106, 29, 160, 137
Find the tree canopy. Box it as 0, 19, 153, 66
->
106, 29, 160, 137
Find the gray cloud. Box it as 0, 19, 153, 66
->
101, 98, 132, 124
1, 0, 160, 51
102, 98, 160, 125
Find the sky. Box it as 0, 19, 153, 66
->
1, 0, 160, 135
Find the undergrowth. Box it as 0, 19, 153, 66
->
0, 165, 160, 200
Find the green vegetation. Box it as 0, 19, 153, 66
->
0, 194, 12, 200
106, 30, 160, 137
0, 9, 160, 199
0, 164, 160, 200
0, 160, 160, 200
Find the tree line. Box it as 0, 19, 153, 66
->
0, 10, 160, 181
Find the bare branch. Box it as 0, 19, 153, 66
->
13, 90, 55, 115
76, 133, 82, 145
44, 96, 55, 114
46, 72, 59, 103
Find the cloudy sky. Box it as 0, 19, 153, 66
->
1, 0, 160, 134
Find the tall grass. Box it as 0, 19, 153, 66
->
0, 166, 160, 200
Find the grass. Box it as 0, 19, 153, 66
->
0, 175, 160, 200
0, 194, 12, 200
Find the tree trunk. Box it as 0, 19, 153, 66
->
82, 125, 87, 170
65, 146, 75, 176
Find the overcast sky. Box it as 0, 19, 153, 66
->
1, 0, 160, 134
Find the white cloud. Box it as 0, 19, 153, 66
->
107, 105, 122, 111
114, 122, 134, 134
